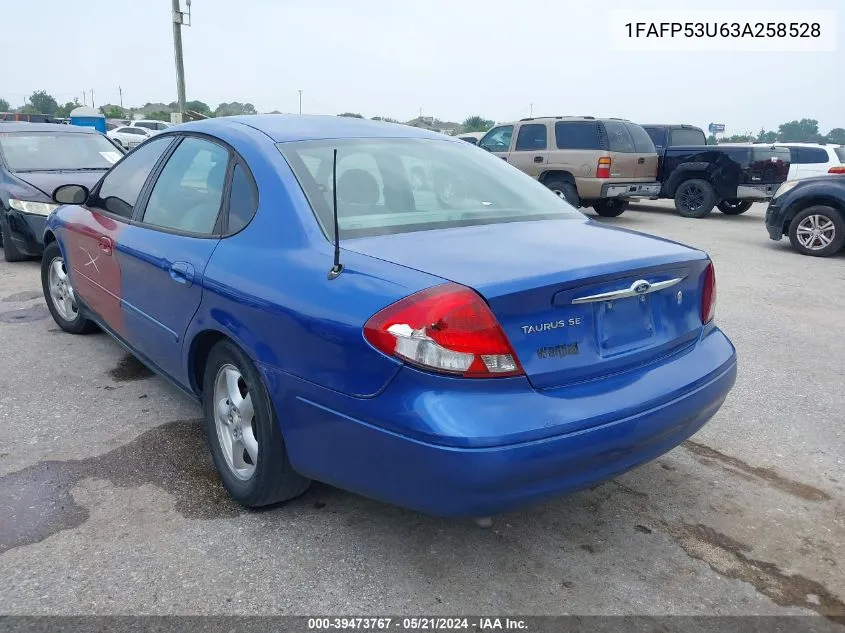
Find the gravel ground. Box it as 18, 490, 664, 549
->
0, 200, 843, 621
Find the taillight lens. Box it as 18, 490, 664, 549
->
596, 157, 612, 179
363, 283, 524, 378
701, 261, 717, 324
828, 166, 845, 174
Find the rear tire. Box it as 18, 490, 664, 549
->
1, 214, 28, 262
593, 199, 629, 217
788, 205, 844, 257
41, 241, 98, 334
718, 199, 752, 215
203, 339, 311, 508
544, 177, 580, 208
674, 179, 716, 218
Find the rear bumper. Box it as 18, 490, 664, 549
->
736, 183, 779, 200
601, 182, 662, 199
260, 327, 737, 517
2, 210, 46, 256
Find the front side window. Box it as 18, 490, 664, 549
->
515, 124, 548, 151
479, 126, 513, 152
135, 122, 155, 130
141, 136, 229, 234
278, 137, 583, 239
95, 136, 174, 218
0, 132, 124, 171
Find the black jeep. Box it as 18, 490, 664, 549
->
641, 124, 791, 218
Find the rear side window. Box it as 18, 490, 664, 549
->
835, 147, 845, 162
669, 128, 706, 146
644, 127, 666, 148
227, 163, 258, 233
515, 124, 547, 151
750, 147, 789, 163
554, 121, 600, 149
790, 147, 829, 164
624, 123, 656, 153
602, 120, 635, 153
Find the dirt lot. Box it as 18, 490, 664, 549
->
0, 200, 843, 620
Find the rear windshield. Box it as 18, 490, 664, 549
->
643, 127, 666, 147
669, 128, 707, 146
602, 120, 636, 153
834, 147, 845, 162
624, 123, 656, 153
278, 138, 583, 239
0, 132, 121, 171
753, 147, 791, 162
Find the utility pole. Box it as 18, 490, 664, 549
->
82, 92, 86, 106
298, 89, 302, 114
91, 89, 95, 108
529, 103, 533, 117
119, 86, 124, 110
171, 0, 192, 116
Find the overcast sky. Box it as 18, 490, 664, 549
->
3, 0, 841, 134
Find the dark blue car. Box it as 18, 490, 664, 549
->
41, 115, 737, 518
0, 122, 124, 261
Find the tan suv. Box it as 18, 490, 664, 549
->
477, 116, 661, 217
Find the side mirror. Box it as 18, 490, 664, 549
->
53, 184, 90, 205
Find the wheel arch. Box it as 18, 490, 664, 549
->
665, 164, 710, 197
188, 329, 230, 395
539, 170, 576, 185
782, 196, 845, 234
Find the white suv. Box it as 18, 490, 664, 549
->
776, 143, 845, 180
129, 119, 171, 132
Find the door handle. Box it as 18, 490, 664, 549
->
97, 236, 114, 255
169, 261, 195, 286
534, 156, 544, 163
499, 156, 508, 161
638, 157, 646, 164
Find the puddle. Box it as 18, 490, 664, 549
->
0, 304, 50, 324
0, 419, 244, 554
2, 291, 42, 303
108, 354, 154, 381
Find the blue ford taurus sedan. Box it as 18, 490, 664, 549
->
41, 115, 737, 518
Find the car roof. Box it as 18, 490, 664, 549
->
0, 122, 99, 134
640, 124, 704, 130
173, 114, 463, 143
775, 142, 837, 148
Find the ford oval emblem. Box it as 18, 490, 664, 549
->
633, 281, 651, 294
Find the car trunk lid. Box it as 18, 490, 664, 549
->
346, 218, 710, 390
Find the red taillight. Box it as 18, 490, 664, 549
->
701, 262, 717, 324
596, 157, 612, 179
828, 166, 845, 174
363, 283, 524, 378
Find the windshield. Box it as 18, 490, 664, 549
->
278, 137, 583, 238
0, 132, 122, 172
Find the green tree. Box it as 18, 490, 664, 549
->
461, 116, 494, 133
777, 119, 821, 142
28, 90, 59, 115
826, 128, 845, 144
338, 112, 364, 118
706, 134, 717, 145
100, 105, 125, 118
720, 134, 755, 143
0, 98, 9, 112
19, 104, 40, 114
185, 100, 211, 115
55, 102, 78, 118
371, 116, 399, 123
214, 102, 257, 117
146, 111, 172, 122
756, 129, 777, 143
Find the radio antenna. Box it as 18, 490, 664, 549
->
327, 148, 344, 280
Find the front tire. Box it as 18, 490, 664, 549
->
674, 179, 716, 218
593, 199, 629, 217
788, 205, 845, 257
41, 241, 98, 334
203, 339, 310, 508
718, 199, 752, 215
